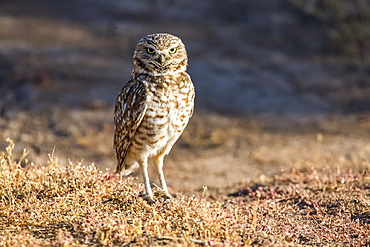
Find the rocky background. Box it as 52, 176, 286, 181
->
0, 0, 369, 192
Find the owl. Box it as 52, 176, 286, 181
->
114, 33, 195, 202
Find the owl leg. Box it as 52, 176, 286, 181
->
139, 158, 154, 202
153, 154, 172, 199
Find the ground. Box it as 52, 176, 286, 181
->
0, 0, 370, 245
0, 0, 369, 223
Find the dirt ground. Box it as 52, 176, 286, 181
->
0, 0, 369, 195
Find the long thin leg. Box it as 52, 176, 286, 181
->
139, 158, 154, 202
153, 154, 171, 198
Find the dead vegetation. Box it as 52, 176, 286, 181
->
0, 138, 369, 246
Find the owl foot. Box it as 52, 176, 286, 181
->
142, 194, 155, 204
154, 190, 172, 200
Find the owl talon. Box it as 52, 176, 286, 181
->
154, 190, 172, 200
143, 194, 156, 204
164, 193, 172, 199
162, 194, 172, 201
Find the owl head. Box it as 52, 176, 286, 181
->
132, 33, 188, 76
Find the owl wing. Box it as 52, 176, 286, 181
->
114, 79, 147, 173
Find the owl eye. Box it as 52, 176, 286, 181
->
169, 48, 177, 54
146, 48, 155, 54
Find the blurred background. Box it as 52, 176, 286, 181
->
0, 0, 369, 192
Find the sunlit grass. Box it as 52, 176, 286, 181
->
0, 139, 369, 246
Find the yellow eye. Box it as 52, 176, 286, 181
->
169, 48, 177, 54
146, 48, 155, 54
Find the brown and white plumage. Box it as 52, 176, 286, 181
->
114, 33, 195, 201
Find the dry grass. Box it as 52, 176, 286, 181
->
0, 138, 369, 246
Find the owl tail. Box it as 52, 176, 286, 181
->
115, 161, 139, 176
114, 155, 124, 174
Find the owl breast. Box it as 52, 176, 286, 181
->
128, 73, 194, 158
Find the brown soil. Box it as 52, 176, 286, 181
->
0, 0, 369, 195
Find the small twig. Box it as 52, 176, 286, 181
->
189, 238, 206, 245
17, 148, 29, 167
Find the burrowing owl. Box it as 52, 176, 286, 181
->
114, 33, 195, 202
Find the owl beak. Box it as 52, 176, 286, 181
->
155, 54, 166, 65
